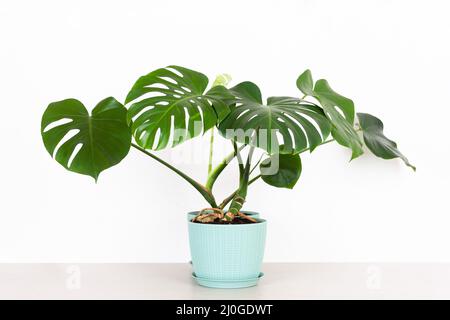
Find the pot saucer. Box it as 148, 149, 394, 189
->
191, 272, 264, 289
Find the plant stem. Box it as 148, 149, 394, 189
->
228, 145, 255, 215
219, 174, 261, 210
233, 141, 245, 180
298, 138, 335, 153
298, 128, 362, 154
248, 174, 261, 185
205, 144, 246, 191
207, 128, 215, 176
250, 153, 264, 175
131, 143, 217, 208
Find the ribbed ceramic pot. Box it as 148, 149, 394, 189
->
188, 211, 266, 288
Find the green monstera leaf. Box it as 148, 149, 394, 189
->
297, 70, 363, 159
260, 152, 302, 189
125, 65, 232, 150
357, 113, 415, 171
296, 69, 314, 96
41, 97, 132, 181
218, 81, 331, 154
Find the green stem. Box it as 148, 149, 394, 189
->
207, 128, 215, 176
298, 128, 362, 154
132, 143, 217, 207
234, 141, 245, 181
248, 174, 261, 185
219, 174, 261, 210
298, 138, 335, 153
205, 143, 246, 191
250, 153, 264, 175
228, 145, 255, 215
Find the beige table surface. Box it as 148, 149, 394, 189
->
0, 263, 449, 299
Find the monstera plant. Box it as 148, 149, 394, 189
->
41, 66, 414, 223
41, 65, 415, 288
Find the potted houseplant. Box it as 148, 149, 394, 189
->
41, 66, 414, 288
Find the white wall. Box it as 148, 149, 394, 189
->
0, 0, 449, 262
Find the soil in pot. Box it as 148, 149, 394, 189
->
192, 217, 261, 224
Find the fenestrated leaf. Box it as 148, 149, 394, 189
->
297, 70, 363, 159
41, 97, 132, 181
125, 65, 231, 150
260, 153, 302, 189
218, 81, 331, 154
357, 113, 415, 171
296, 69, 314, 96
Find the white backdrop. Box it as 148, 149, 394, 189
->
1, 0, 449, 262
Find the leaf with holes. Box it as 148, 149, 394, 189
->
41, 97, 132, 181
357, 113, 415, 171
260, 153, 302, 189
218, 81, 331, 154
125, 65, 232, 150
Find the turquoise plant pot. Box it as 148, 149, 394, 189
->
188, 211, 266, 288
